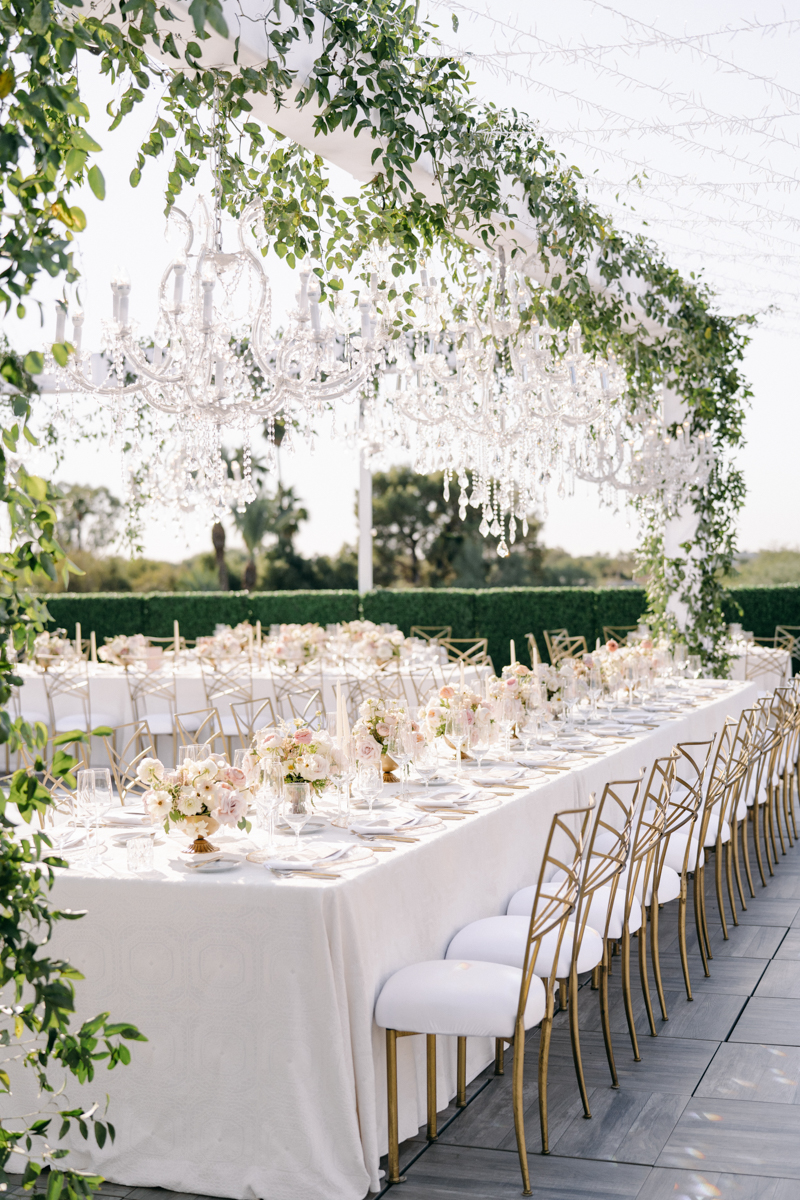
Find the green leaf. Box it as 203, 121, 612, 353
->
64, 149, 87, 182
24, 352, 44, 375
71, 128, 103, 153
87, 165, 106, 200
451, 13, 459, 31
0, 67, 15, 98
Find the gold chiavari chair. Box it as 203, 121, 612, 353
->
267, 663, 325, 724
773, 686, 800, 848
174, 708, 227, 757
775, 626, 800, 659
201, 658, 254, 755
543, 629, 588, 665
230, 697, 277, 748
100, 721, 156, 806
438, 637, 492, 668
42, 657, 115, 735
284, 689, 325, 730
502, 779, 639, 1116
650, 740, 714, 1007
763, 689, 795, 861
625, 754, 676, 1049
744, 645, 791, 686
376, 803, 589, 1189
744, 696, 781, 886
409, 625, 452, 643
601, 625, 638, 645
127, 661, 178, 760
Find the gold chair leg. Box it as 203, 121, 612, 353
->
741, 808, 756, 897
599, 947, 619, 1087
638, 904, 657, 1038
568, 964, 591, 1118
537, 999, 553, 1157
650, 891, 668, 1022
494, 1038, 505, 1076
714, 844, 729, 940
621, 926, 640, 1061
557, 977, 568, 1012
725, 841, 739, 927
514, 1021, 532, 1193
773, 784, 786, 858
792, 770, 800, 840
456, 1036, 467, 1108
731, 816, 747, 908
768, 786, 779, 867
752, 799, 767, 887
693, 864, 710, 976
783, 778, 794, 847
385, 1030, 405, 1184
678, 876, 693, 1001
591, 965, 600, 990
426, 1034, 437, 1140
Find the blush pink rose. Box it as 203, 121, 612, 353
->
293, 728, 313, 744
439, 686, 455, 700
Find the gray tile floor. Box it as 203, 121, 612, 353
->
376, 817, 800, 1199
8, 818, 800, 1200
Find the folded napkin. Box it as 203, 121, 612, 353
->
417, 788, 482, 808
105, 810, 152, 827
349, 813, 437, 836
263, 845, 352, 871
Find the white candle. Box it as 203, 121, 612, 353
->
530, 636, 539, 668
75, 623, 81, 656
460, 659, 465, 690
359, 294, 371, 340
174, 620, 180, 654
248, 627, 253, 657
72, 309, 84, 354
335, 681, 343, 742
90, 630, 97, 663
118, 280, 130, 327
256, 620, 261, 650
309, 279, 321, 334
510, 638, 516, 665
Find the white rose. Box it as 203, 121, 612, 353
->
297, 752, 327, 783
355, 735, 382, 765
176, 787, 203, 816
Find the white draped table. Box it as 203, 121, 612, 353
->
21, 681, 758, 1200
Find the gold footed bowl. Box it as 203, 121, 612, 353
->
177, 814, 220, 855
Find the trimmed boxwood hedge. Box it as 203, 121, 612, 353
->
37, 584, 800, 670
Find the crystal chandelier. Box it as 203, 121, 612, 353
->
359, 256, 627, 554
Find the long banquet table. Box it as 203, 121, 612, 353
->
18, 680, 759, 1200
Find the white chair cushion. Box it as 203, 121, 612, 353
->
446, 917, 603, 978
664, 830, 704, 872
374, 959, 546, 1038
703, 810, 731, 847
220, 715, 239, 736
18, 710, 49, 725
143, 713, 173, 735
376, 955, 551, 1041
54, 712, 116, 732
507, 882, 642, 938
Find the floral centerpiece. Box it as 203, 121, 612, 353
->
583, 637, 658, 684
419, 683, 490, 739
352, 696, 419, 780
31, 629, 76, 669
196, 626, 249, 663
99, 633, 150, 667
246, 722, 340, 798
337, 620, 408, 663
137, 753, 251, 852
263, 622, 327, 668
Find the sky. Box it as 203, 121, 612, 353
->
5, 0, 800, 562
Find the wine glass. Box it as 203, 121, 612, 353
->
330, 742, 354, 828
76, 768, 111, 861
414, 738, 439, 794
282, 781, 312, 850
356, 763, 383, 813
181, 742, 211, 765
688, 654, 702, 680
469, 708, 493, 768
387, 722, 414, 799
445, 709, 469, 779
251, 760, 283, 858
587, 667, 602, 721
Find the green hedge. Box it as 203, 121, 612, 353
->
38, 585, 800, 669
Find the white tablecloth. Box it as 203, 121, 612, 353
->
14, 681, 758, 1200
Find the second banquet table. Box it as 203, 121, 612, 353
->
29, 680, 758, 1200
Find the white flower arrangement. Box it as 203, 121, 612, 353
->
248, 722, 341, 795
352, 696, 419, 762
337, 620, 409, 662
419, 683, 489, 739
31, 629, 76, 668
99, 633, 150, 667
263, 622, 327, 667
137, 754, 251, 835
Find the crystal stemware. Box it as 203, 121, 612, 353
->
445, 709, 469, 779
414, 739, 439, 794
356, 763, 383, 814
282, 782, 312, 851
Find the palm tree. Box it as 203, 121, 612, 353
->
234, 495, 274, 590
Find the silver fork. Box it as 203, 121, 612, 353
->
268, 867, 341, 879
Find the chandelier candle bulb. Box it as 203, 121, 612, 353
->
172, 261, 185, 311
201, 277, 214, 329
309, 280, 321, 335
54, 302, 66, 344
71, 310, 83, 354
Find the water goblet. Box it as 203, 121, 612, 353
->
181, 743, 212, 766
445, 709, 469, 778
356, 763, 383, 813
282, 781, 312, 851
414, 739, 439, 794
688, 654, 702, 680
469, 709, 493, 768
387, 722, 414, 799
